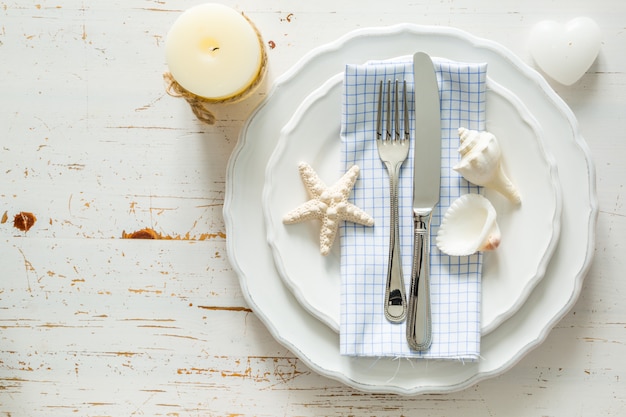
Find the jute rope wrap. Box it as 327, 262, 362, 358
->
163, 13, 267, 125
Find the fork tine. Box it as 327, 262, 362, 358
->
394, 80, 400, 141
385, 80, 391, 140
403, 79, 409, 140
376, 80, 383, 140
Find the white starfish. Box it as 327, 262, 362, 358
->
283, 162, 374, 256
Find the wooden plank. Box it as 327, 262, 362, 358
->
1, 0, 625, 415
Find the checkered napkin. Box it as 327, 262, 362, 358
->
339, 56, 487, 359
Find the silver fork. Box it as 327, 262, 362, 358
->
376, 79, 410, 323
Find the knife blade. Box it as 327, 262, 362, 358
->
406, 52, 440, 351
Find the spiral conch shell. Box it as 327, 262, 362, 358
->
436, 193, 501, 257
453, 127, 521, 204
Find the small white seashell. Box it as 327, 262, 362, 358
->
453, 127, 521, 204
436, 194, 501, 257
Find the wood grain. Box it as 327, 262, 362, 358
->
1, 0, 625, 415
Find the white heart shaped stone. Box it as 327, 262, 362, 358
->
528, 17, 601, 86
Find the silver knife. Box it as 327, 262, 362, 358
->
406, 52, 440, 351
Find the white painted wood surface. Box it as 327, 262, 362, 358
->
1, 0, 624, 415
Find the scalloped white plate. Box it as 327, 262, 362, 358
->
264, 70, 560, 335
224, 24, 597, 395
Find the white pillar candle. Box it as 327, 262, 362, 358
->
165, 3, 264, 100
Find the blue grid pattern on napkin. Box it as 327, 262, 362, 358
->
339, 57, 487, 359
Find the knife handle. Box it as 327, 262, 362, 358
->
406, 212, 433, 351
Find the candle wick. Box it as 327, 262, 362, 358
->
198, 38, 221, 55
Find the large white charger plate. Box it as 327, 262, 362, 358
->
224, 24, 597, 394
263, 71, 561, 335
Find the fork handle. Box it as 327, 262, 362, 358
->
384, 162, 407, 323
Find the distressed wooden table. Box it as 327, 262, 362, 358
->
1, 1, 624, 415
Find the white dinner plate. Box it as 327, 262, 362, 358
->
263, 71, 560, 335
224, 24, 597, 394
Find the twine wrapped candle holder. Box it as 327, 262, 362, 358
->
164, 3, 267, 125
